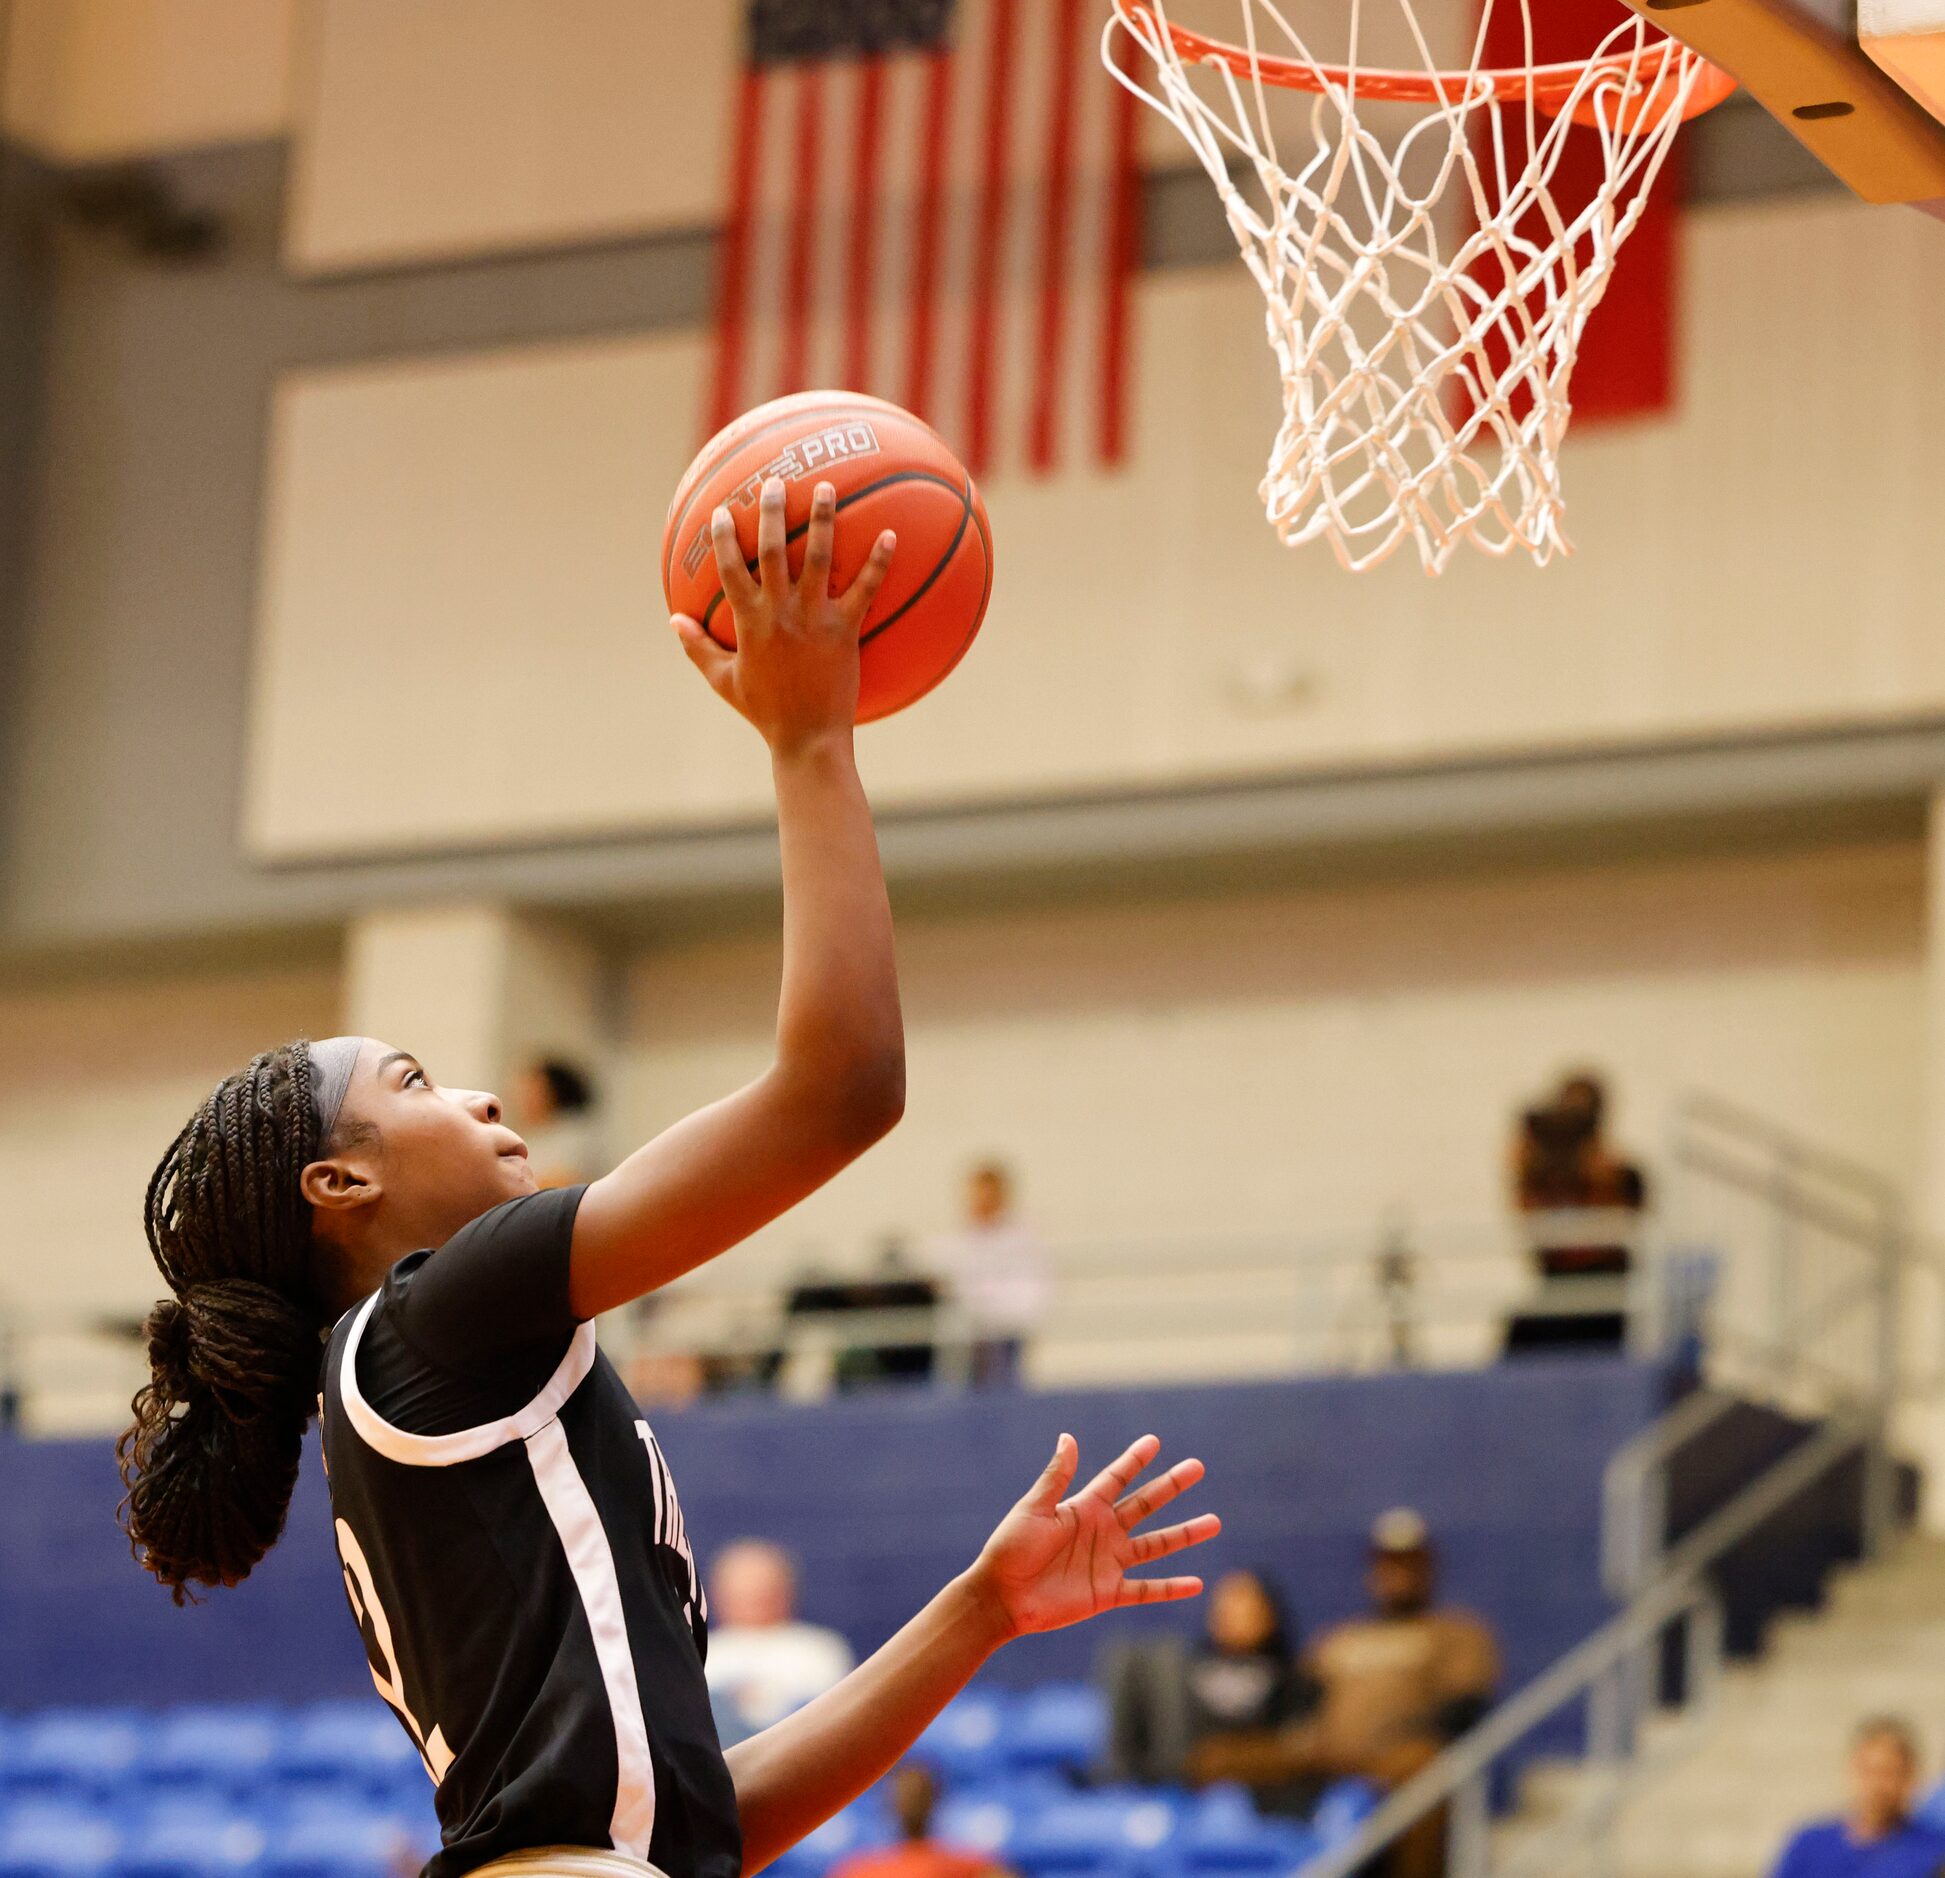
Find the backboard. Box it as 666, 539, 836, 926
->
1621, 0, 1945, 209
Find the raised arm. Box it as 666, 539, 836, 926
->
569, 478, 904, 1320
726, 1434, 1220, 1874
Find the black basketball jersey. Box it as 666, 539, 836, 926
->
318, 1184, 741, 1878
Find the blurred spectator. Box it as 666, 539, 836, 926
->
1104, 1568, 1323, 1816
620, 1338, 709, 1409
1513, 1070, 1648, 1222
923, 1161, 1051, 1385
1769, 1718, 1945, 1878
829, 1766, 1011, 1878
1284, 1510, 1497, 1878
705, 1539, 856, 1742
512, 1054, 605, 1188
1505, 1070, 1647, 1354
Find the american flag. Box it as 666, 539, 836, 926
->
706, 0, 1143, 475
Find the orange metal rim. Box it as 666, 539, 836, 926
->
1115, 1, 1738, 123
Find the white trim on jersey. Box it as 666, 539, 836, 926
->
525, 1418, 659, 1859
336, 1292, 598, 1467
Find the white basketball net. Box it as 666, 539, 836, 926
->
1104, 1, 1715, 573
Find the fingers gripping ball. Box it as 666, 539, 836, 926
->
662, 392, 993, 724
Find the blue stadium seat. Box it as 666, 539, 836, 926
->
0, 1800, 120, 1878
913, 1691, 1013, 1784
10, 1714, 144, 1799
274, 1707, 419, 1795
139, 1711, 279, 1795
1178, 1788, 1308, 1877
1005, 1687, 1106, 1775
1012, 1792, 1183, 1878
257, 1799, 408, 1878
1917, 1777, 1945, 1830
1308, 1780, 1381, 1848
934, 1790, 1027, 1861
112, 1798, 265, 1878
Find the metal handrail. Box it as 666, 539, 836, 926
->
1305, 1088, 1918, 1876
1600, 1387, 1739, 1600
1671, 1139, 1902, 1250
1299, 1415, 1875, 1878
1672, 1090, 1901, 1207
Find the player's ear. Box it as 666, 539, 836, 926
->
301, 1155, 382, 1215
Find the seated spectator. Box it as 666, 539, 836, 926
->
1104, 1568, 1322, 1816
1770, 1718, 1945, 1878
830, 1766, 1011, 1878
704, 1539, 856, 1743
923, 1160, 1051, 1385
1288, 1510, 1496, 1878
1505, 1069, 1647, 1354
512, 1054, 605, 1189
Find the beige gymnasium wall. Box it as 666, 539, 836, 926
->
285, 0, 731, 272
281, 0, 1202, 274
0, 958, 340, 1429
614, 838, 1928, 1382
248, 194, 1945, 862
1, 0, 293, 162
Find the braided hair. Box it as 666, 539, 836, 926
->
119, 1041, 330, 1603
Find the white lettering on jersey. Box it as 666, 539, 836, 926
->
636, 1421, 705, 1627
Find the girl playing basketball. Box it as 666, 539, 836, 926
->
120, 479, 1219, 1878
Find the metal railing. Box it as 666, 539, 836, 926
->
1302, 1413, 1876, 1878
0, 1208, 1655, 1429
1296, 1089, 1927, 1876
603, 1209, 1657, 1404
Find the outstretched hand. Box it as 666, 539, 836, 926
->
970, 1434, 1219, 1641
671, 475, 897, 755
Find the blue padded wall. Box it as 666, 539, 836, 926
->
0, 1358, 1669, 1715
658, 1359, 1671, 1695
0, 1433, 368, 1706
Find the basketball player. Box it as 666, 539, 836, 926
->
120, 479, 1219, 1878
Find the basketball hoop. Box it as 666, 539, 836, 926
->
1105, 2, 1737, 573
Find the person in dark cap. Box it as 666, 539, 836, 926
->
1286, 1510, 1499, 1878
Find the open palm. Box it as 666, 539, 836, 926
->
974, 1433, 1220, 1639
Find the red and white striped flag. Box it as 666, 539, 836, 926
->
706, 0, 1142, 476
1469, 0, 1686, 426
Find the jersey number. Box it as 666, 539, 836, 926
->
336, 1517, 456, 1784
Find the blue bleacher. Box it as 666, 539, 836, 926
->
114, 1798, 265, 1878
137, 1711, 279, 1801
913, 1687, 1010, 1784
1008, 1687, 1109, 1776
0, 1703, 446, 1878
0, 1363, 1687, 1877
0, 1801, 119, 1878
0, 1686, 1389, 1878
273, 1706, 422, 1798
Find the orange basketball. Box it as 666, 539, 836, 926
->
661, 392, 993, 725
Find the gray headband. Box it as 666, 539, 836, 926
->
308, 1035, 364, 1143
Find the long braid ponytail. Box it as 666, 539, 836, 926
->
119, 1042, 329, 1602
